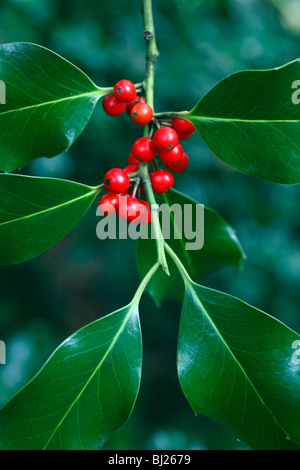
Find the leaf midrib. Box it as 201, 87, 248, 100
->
0, 90, 101, 117
0, 188, 97, 227
43, 303, 137, 450
190, 115, 300, 124
186, 281, 294, 445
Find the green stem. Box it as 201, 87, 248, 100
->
142, 0, 159, 110
154, 111, 189, 119
141, 0, 169, 276
132, 178, 140, 198
97, 82, 144, 96
132, 262, 160, 304
164, 242, 192, 284
94, 183, 105, 194
139, 162, 170, 276
96, 86, 114, 94
134, 81, 145, 90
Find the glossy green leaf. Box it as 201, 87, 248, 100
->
178, 279, 300, 449
0, 174, 98, 264
137, 189, 244, 306
0, 43, 105, 172
0, 301, 142, 450
187, 60, 300, 184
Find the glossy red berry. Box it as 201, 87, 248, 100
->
104, 168, 130, 194
119, 191, 131, 198
138, 200, 151, 224
139, 182, 145, 194
166, 152, 189, 173
98, 193, 119, 216
102, 93, 126, 116
130, 103, 153, 125
172, 117, 195, 135
153, 126, 179, 151
128, 152, 140, 166
118, 196, 148, 223
177, 131, 194, 140
123, 164, 139, 174
150, 169, 174, 193
126, 96, 146, 116
113, 79, 136, 102
158, 143, 183, 165
132, 137, 156, 162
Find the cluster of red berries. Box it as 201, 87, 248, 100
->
99, 79, 196, 224
99, 190, 151, 225
128, 117, 195, 177
102, 79, 153, 125
98, 167, 151, 225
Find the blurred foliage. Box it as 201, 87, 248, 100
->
0, 0, 299, 450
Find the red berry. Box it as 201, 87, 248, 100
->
113, 79, 136, 102
116, 193, 128, 217
126, 96, 146, 116
119, 191, 131, 198
130, 103, 153, 125
166, 152, 189, 173
128, 152, 140, 166
132, 137, 156, 162
104, 168, 130, 194
140, 182, 145, 194
177, 131, 194, 140
98, 193, 119, 216
150, 169, 174, 193
118, 196, 149, 223
172, 117, 195, 135
153, 126, 179, 151
158, 143, 183, 165
102, 93, 126, 116
123, 164, 139, 174
138, 200, 151, 224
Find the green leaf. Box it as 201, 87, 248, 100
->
0, 174, 98, 264
188, 60, 300, 184
178, 279, 300, 449
0, 43, 106, 172
0, 301, 142, 450
137, 189, 244, 306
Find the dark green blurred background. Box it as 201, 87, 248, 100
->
0, 0, 299, 450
